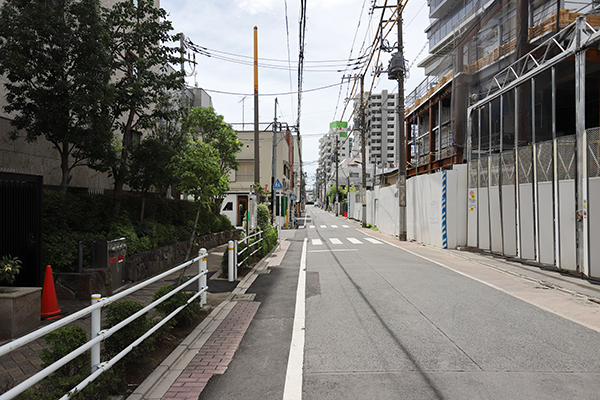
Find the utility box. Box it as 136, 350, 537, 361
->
91, 238, 127, 291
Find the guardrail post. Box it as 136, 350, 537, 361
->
277, 223, 281, 249
234, 240, 238, 280
199, 248, 207, 307
91, 294, 101, 373
228, 240, 234, 282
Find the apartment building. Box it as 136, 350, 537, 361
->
364, 90, 398, 168
318, 130, 352, 185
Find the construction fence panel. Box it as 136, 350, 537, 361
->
467, 161, 479, 248
501, 151, 517, 256
517, 146, 536, 260
536, 141, 556, 266
478, 156, 491, 251
556, 136, 577, 270
587, 128, 600, 279
375, 185, 399, 237
489, 154, 503, 253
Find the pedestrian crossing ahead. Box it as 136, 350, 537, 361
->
310, 237, 383, 246
309, 225, 350, 229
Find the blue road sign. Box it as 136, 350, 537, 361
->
273, 179, 283, 190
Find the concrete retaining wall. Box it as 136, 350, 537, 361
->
55, 229, 241, 300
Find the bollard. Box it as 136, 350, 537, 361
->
234, 241, 238, 280
91, 294, 101, 373
228, 240, 234, 282
199, 248, 207, 307
277, 223, 281, 249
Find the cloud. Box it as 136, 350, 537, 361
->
238, 0, 276, 15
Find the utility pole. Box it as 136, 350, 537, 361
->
253, 26, 260, 185
360, 74, 367, 228
272, 98, 278, 224
387, 2, 407, 241
335, 133, 339, 216
396, 1, 407, 241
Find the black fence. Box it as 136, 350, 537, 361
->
0, 172, 43, 287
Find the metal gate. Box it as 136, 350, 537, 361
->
0, 172, 43, 287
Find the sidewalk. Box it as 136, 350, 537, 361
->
0, 242, 234, 394
351, 220, 600, 303
129, 230, 294, 400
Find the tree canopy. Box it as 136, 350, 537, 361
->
0, 0, 113, 192
102, 0, 184, 210
182, 106, 242, 176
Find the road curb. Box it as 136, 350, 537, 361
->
129, 239, 286, 400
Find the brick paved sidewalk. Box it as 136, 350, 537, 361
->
161, 301, 260, 400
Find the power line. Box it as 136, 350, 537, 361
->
201, 82, 343, 97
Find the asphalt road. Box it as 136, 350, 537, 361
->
200, 205, 600, 400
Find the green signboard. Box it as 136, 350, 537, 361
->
330, 121, 348, 137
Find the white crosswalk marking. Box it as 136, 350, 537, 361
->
311, 239, 323, 245
347, 238, 363, 244
329, 238, 342, 245
342, 225, 349, 228
365, 238, 382, 244
320, 225, 327, 228
331, 225, 338, 228
309, 225, 315, 229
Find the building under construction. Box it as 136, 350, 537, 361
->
407, 0, 600, 277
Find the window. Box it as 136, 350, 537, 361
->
222, 202, 233, 211
237, 162, 254, 182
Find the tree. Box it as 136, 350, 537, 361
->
182, 106, 242, 176
169, 138, 229, 283
0, 0, 113, 193
129, 97, 189, 221
103, 0, 183, 213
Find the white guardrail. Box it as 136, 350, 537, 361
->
227, 225, 281, 282
0, 248, 210, 400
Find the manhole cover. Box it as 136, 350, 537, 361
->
232, 293, 256, 301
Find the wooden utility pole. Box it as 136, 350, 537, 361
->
254, 26, 260, 185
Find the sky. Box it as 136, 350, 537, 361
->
160, 0, 431, 189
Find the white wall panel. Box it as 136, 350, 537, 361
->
589, 177, 600, 278
537, 182, 555, 265
558, 180, 577, 270
489, 186, 503, 253
467, 186, 478, 247
447, 164, 468, 248
502, 185, 517, 256
478, 189, 490, 250
518, 184, 535, 260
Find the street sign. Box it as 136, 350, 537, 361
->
273, 179, 283, 190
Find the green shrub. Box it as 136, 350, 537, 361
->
42, 190, 233, 273
103, 300, 154, 366
257, 204, 270, 230
21, 326, 120, 400
152, 285, 199, 328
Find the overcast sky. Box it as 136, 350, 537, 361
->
160, 0, 430, 188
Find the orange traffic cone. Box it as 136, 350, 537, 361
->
41, 265, 62, 320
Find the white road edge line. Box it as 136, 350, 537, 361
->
282, 238, 307, 400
